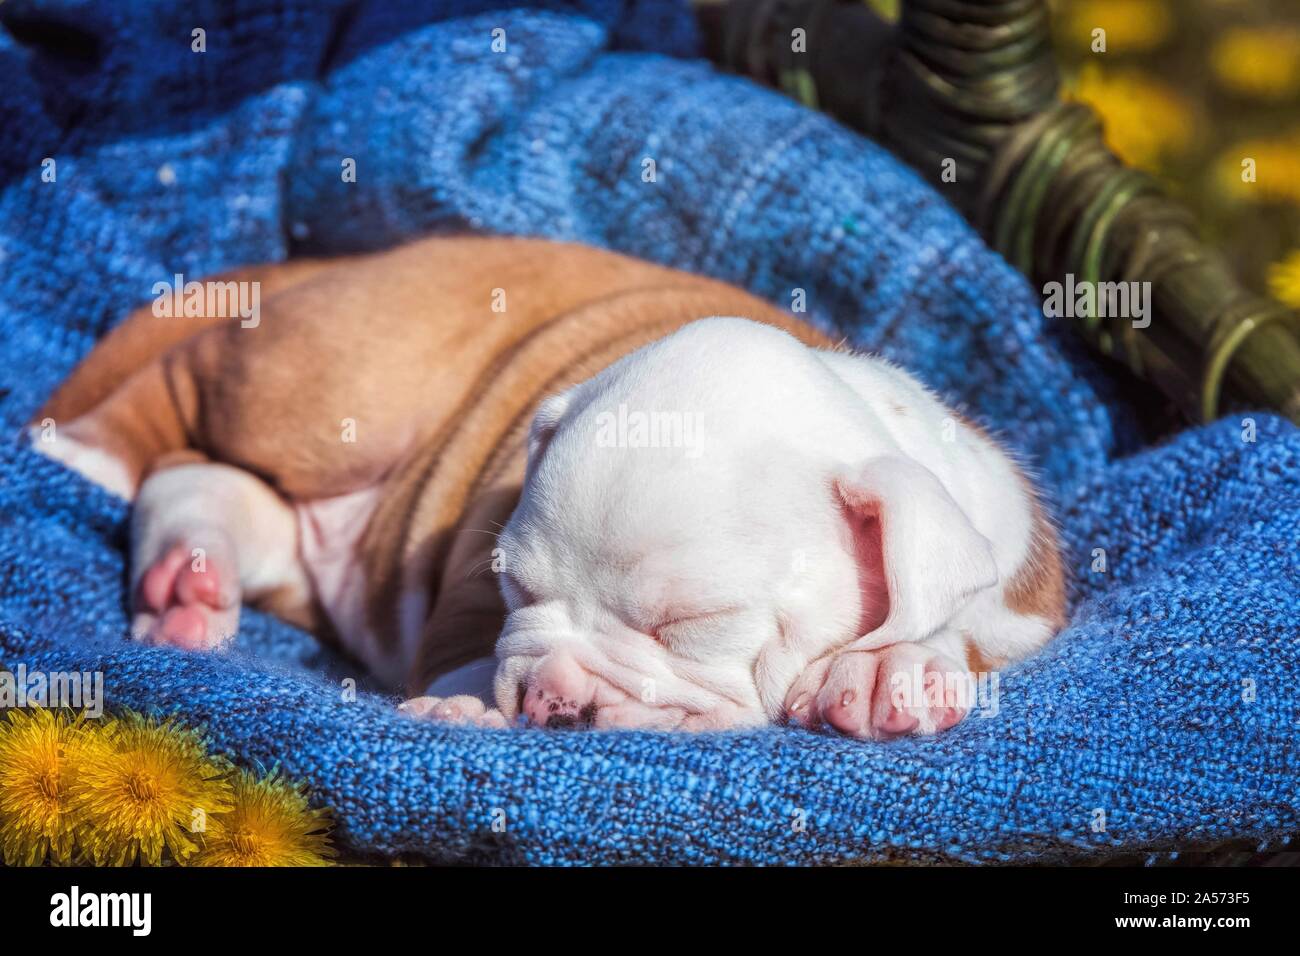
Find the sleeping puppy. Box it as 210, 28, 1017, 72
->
31, 236, 1065, 736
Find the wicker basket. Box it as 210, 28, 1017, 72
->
696, 0, 1300, 426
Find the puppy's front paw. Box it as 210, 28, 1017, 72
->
784, 643, 968, 739
132, 534, 240, 651
399, 695, 508, 729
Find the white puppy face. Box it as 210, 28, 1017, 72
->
492, 318, 1001, 730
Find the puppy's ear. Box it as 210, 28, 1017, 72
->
834, 456, 997, 649
525, 389, 573, 476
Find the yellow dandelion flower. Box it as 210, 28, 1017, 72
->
1268, 251, 1300, 310
1059, 0, 1172, 54
0, 708, 86, 866
1066, 65, 1194, 173
864, 0, 899, 23
195, 769, 334, 867
1211, 29, 1300, 100
1214, 132, 1300, 205
69, 712, 232, 866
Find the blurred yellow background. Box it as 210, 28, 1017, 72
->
1047, 0, 1300, 307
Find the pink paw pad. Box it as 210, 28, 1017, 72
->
133, 540, 239, 650
785, 644, 970, 740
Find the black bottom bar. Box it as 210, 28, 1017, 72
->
3, 864, 1292, 942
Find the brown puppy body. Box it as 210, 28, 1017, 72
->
41, 236, 836, 693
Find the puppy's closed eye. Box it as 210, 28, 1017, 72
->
647, 618, 686, 644
647, 608, 739, 645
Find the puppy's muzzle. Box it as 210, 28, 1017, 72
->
496, 617, 763, 731
521, 684, 600, 730
514, 647, 622, 730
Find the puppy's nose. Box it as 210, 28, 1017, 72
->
520, 649, 601, 729
522, 683, 598, 730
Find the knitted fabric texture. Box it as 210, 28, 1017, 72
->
0, 0, 1296, 864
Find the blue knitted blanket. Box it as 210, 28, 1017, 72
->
2, 0, 1296, 865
